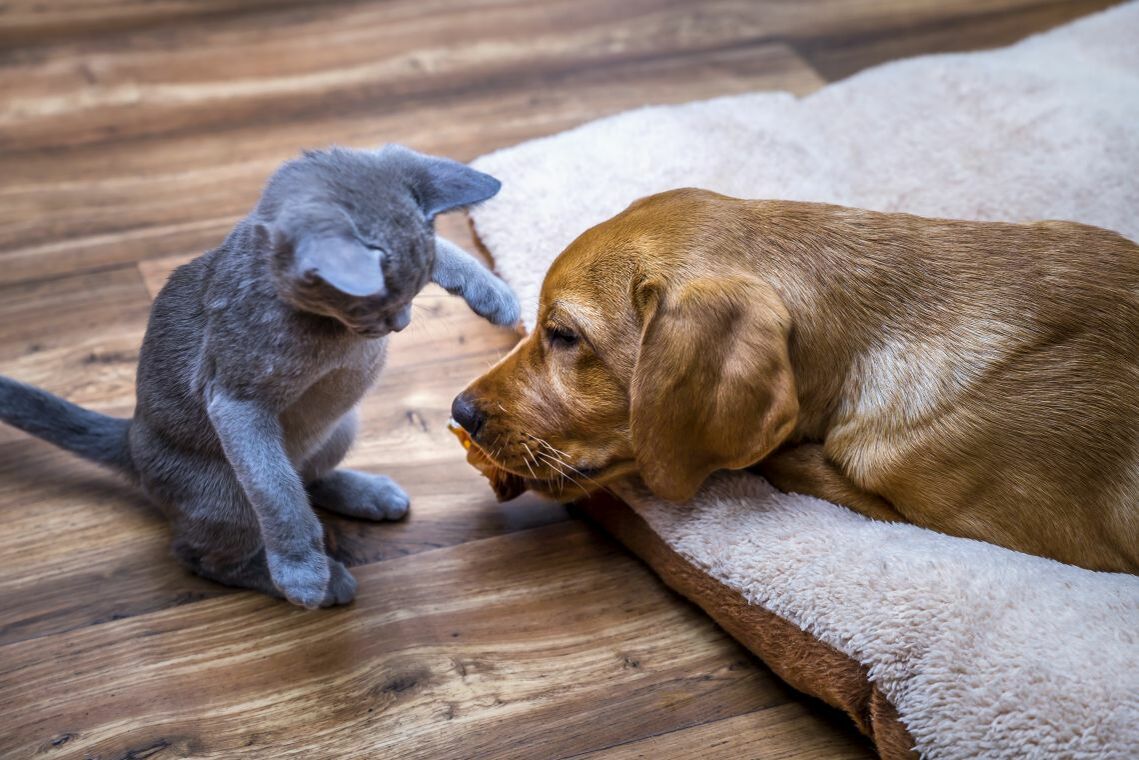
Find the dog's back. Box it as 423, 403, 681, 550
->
745, 201, 1139, 571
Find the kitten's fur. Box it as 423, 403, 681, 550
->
0, 145, 519, 608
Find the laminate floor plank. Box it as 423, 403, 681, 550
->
0, 265, 151, 450
0, 0, 840, 154
795, 0, 1122, 81
0, 0, 318, 48
576, 705, 874, 760
0, 522, 823, 760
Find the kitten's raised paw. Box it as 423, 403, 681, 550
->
309, 469, 410, 522
322, 559, 358, 606
469, 277, 520, 327
267, 550, 332, 609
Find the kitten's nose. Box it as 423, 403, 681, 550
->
451, 392, 486, 439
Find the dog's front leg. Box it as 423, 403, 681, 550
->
757, 444, 907, 524
433, 236, 520, 327
206, 388, 330, 608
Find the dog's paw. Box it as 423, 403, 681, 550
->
310, 469, 410, 522
467, 276, 520, 327
321, 559, 358, 606
267, 550, 331, 609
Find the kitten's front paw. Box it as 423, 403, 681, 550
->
309, 469, 410, 521
322, 559, 358, 606
268, 550, 331, 609
468, 277, 520, 327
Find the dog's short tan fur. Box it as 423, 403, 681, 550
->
459, 189, 1139, 573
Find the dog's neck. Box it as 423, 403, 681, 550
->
739, 203, 966, 442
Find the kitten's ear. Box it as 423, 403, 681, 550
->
389, 146, 502, 217
296, 235, 385, 297
263, 223, 385, 297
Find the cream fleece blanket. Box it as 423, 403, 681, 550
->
468, 3, 1139, 757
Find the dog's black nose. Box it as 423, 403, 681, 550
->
451, 392, 486, 438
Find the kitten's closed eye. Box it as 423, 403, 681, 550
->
346, 302, 373, 319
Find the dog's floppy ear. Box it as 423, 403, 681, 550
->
630, 275, 798, 501
385, 145, 502, 218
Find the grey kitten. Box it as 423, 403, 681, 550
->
0, 145, 519, 608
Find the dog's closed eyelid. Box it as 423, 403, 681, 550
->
543, 323, 579, 348
542, 304, 602, 356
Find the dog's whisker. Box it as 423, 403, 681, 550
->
536, 438, 573, 460
533, 436, 556, 452
534, 450, 566, 476
536, 451, 589, 493
520, 442, 539, 479
528, 435, 560, 457
512, 433, 620, 497
548, 455, 607, 491
532, 442, 619, 498
528, 436, 589, 476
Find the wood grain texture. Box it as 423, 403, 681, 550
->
794, 0, 1122, 81
0, 266, 150, 449
0, 1, 1113, 756
0, 0, 312, 47
0, 523, 827, 760
578, 706, 874, 759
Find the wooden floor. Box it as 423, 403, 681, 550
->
0, 1, 1118, 757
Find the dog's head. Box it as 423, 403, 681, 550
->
453, 189, 799, 501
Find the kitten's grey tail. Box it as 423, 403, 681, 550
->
0, 375, 136, 477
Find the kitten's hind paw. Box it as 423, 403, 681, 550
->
268, 551, 332, 609
309, 469, 410, 522
322, 559, 358, 606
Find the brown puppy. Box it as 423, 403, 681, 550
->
453, 189, 1139, 573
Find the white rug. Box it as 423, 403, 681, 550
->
468, 3, 1139, 758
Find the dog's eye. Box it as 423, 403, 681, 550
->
545, 325, 579, 349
